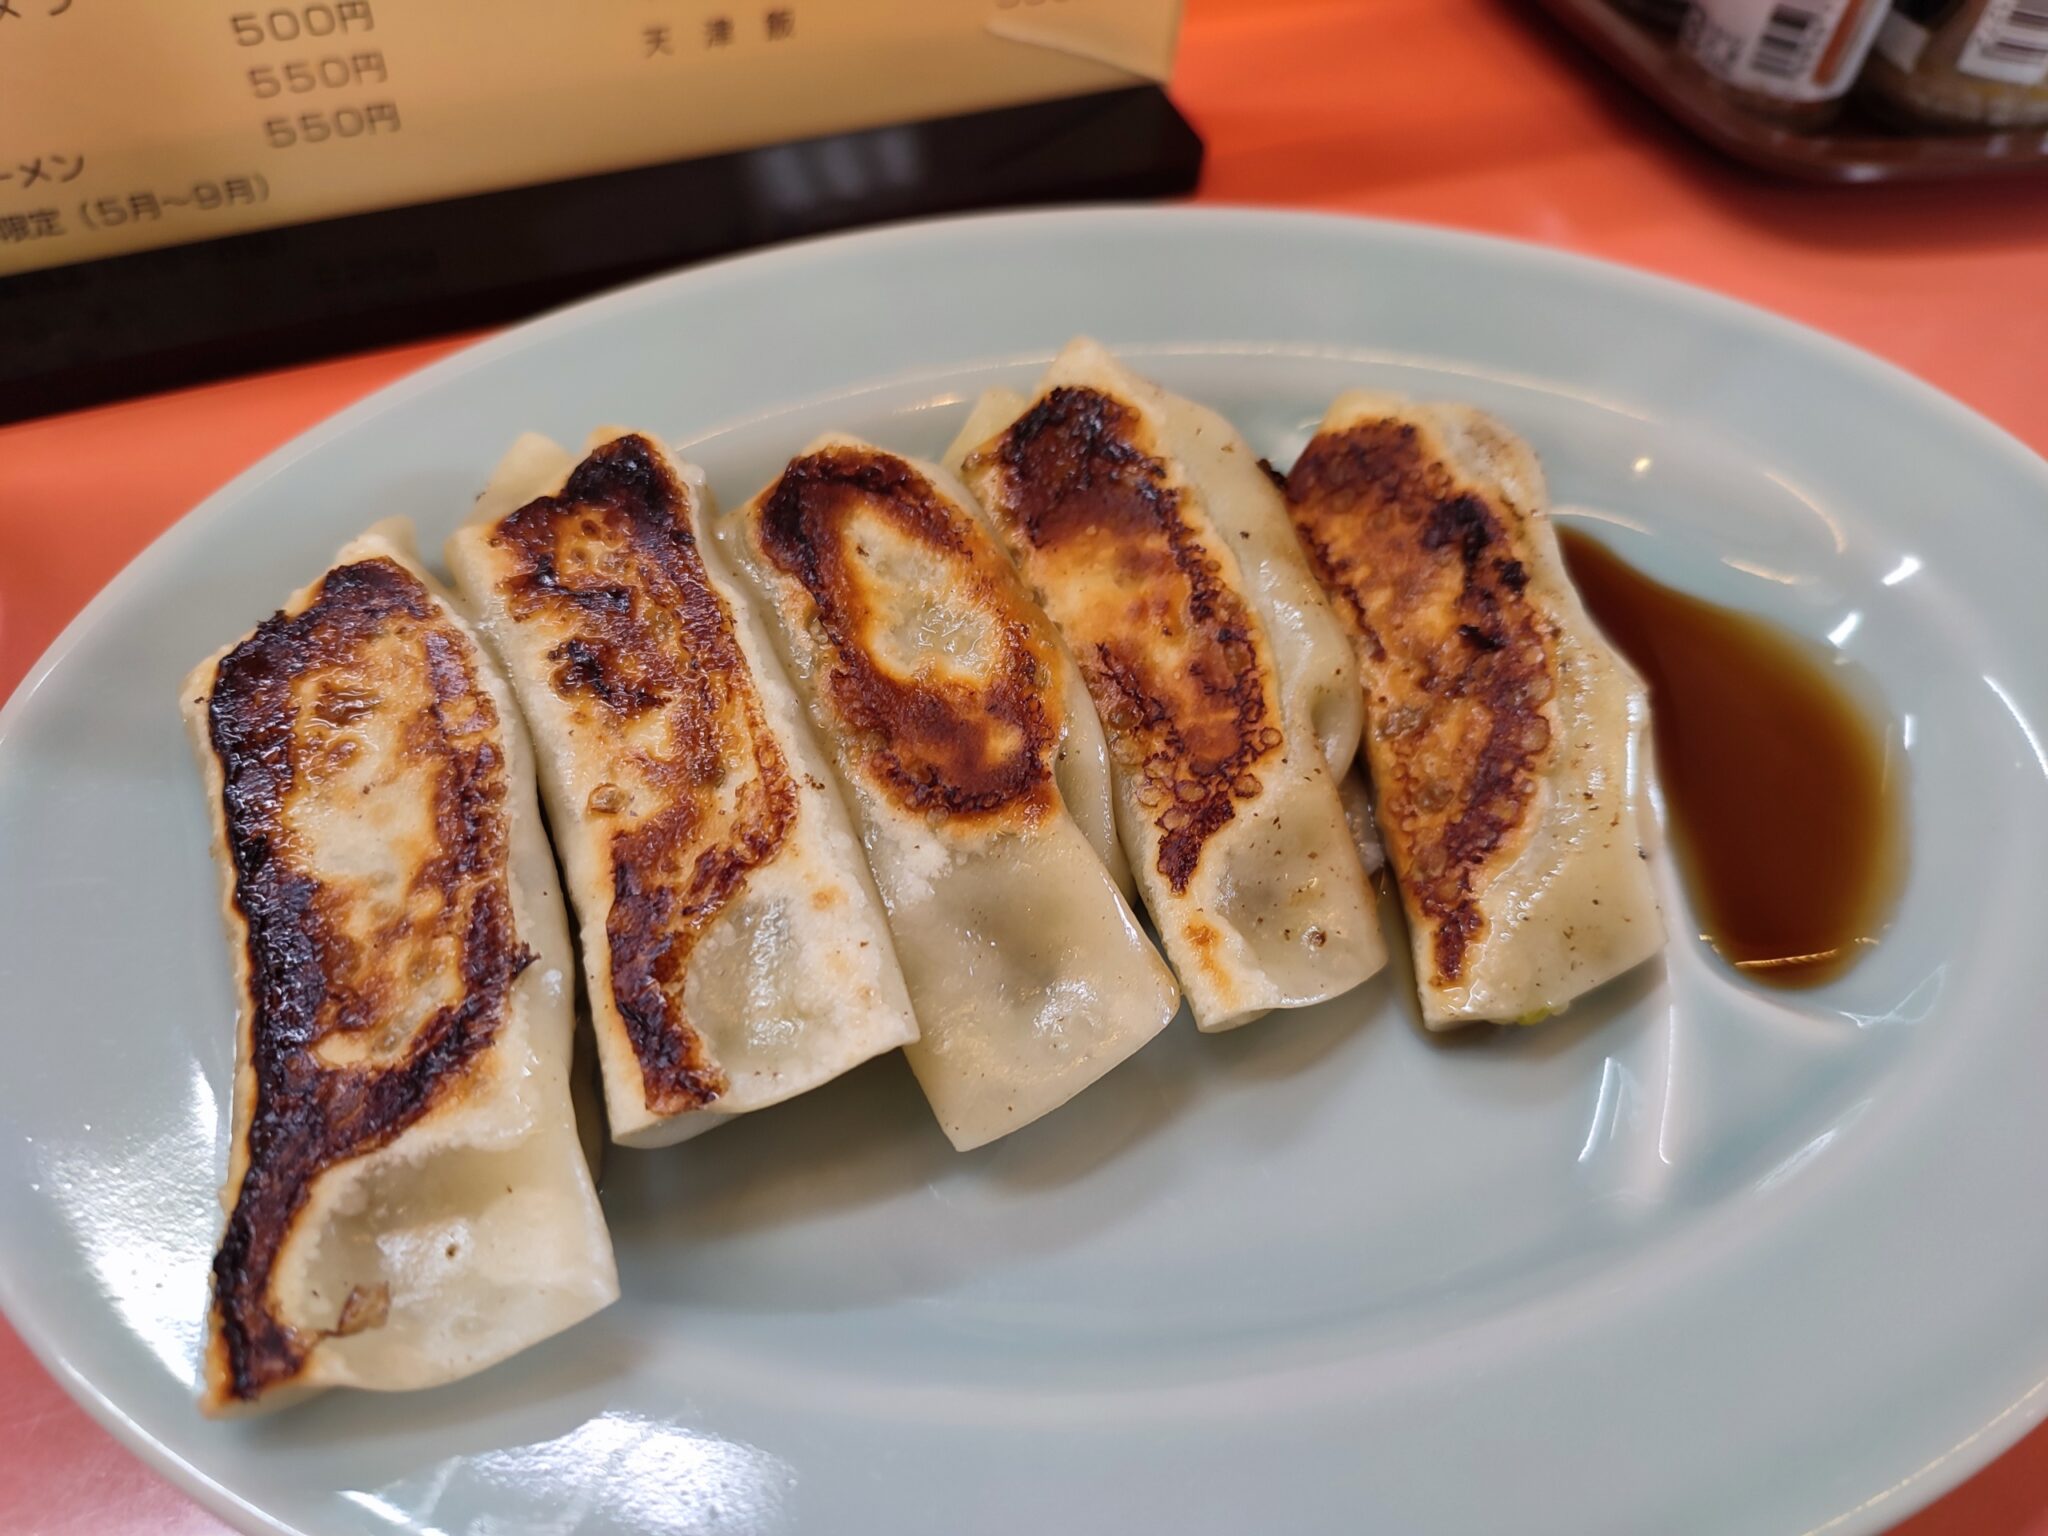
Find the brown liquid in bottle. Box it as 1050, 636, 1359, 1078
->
1558, 528, 1905, 988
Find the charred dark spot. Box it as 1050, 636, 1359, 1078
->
1420, 493, 1495, 566
546, 636, 664, 714
755, 445, 1058, 821
965, 387, 1280, 895
490, 433, 793, 1115
566, 583, 634, 615
205, 556, 531, 1405
1255, 456, 1288, 492
991, 389, 1178, 551
1283, 420, 1558, 987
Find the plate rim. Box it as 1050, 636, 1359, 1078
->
5, 202, 2048, 1536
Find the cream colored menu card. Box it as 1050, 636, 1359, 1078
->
0, 0, 1180, 276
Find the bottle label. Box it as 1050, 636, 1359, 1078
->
1683, 0, 1891, 100
1957, 0, 2048, 84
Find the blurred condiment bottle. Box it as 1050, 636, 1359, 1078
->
1679, 0, 1893, 122
1863, 0, 2048, 125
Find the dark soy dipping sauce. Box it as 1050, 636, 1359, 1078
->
1558, 528, 1905, 988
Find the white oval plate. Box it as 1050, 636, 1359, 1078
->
5, 208, 2048, 1536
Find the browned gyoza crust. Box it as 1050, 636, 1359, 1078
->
964, 387, 1283, 897
1282, 418, 1559, 988
487, 434, 796, 1114
205, 556, 530, 1405
754, 444, 1061, 825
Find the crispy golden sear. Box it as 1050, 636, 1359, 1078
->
964, 386, 1283, 895
202, 555, 530, 1405
1283, 416, 1559, 987
487, 434, 796, 1114
754, 443, 1063, 828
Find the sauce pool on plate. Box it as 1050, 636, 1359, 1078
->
1558, 527, 1905, 988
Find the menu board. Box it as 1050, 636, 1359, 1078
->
0, 0, 1181, 278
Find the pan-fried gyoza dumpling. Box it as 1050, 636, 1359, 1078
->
950, 339, 1386, 1031
182, 522, 617, 1413
1279, 394, 1665, 1027
717, 436, 1180, 1150
446, 431, 920, 1147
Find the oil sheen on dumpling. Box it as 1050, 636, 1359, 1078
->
446, 431, 919, 1147
717, 436, 1180, 1150
1280, 393, 1665, 1027
951, 338, 1386, 1031
182, 522, 617, 1413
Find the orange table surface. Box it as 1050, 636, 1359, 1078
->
5, 2, 2046, 1533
